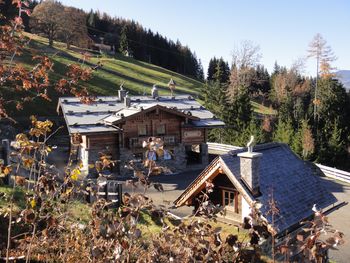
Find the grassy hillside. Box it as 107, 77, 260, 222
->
7, 33, 203, 117
7, 33, 275, 117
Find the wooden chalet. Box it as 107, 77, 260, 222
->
57, 87, 225, 176
174, 143, 337, 234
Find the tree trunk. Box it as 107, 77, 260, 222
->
49, 38, 53, 47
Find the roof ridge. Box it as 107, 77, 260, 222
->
227, 142, 283, 156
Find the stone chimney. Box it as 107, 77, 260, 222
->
237, 136, 262, 197
118, 84, 127, 102
124, 94, 131, 107
151, 85, 159, 99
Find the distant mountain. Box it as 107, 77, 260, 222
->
335, 70, 350, 90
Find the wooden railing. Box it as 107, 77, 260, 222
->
207, 142, 242, 154
129, 135, 177, 148
316, 163, 350, 184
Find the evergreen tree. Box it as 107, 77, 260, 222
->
222, 86, 252, 136
87, 9, 96, 28
253, 65, 270, 94
196, 59, 205, 81
234, 118, 263, 146
317, 78, 349, 135
207, 57, 218, 81
291, 127, 303, 155
273, 118, 294, 145
119, 25, 129, 55
202, 81, 227, 119
318, 119, 347, 167
214, 58, 230, 84
202, 80, 228, 142
206, 57, 229, 83
272, 61, 281, 75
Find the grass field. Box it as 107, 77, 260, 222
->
0, 184, 245, 240
7, 33, 203, 117
6, 33, 275, 118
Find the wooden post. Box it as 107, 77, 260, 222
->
2, 139, 10, 185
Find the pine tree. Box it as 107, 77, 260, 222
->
236, 118, 263, 146
291, 127, 303, 155
318, 119, 347, 167
87, 9, 96, 28
222, 86, 252, 132
119, 25, 129, 55
196, 59, 204, 81
273, 118, 294, 145
207, 57, 218, 81
272, 61, 281, 75
203, 80, 229, 142
202, 81, 227, 119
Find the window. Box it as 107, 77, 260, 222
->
156, 124, 166, 135
163, 135, 175, 145
222, 190, 238, 213
222, 190, 235, 207
129, 138, 139, 148
138, 125, 147, 136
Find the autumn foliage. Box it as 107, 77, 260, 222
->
0, 1, 95, 120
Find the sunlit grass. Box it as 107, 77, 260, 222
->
9, 33, 275, 118
251, 101, 277, 115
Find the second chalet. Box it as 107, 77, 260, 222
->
174, 142, 337, 235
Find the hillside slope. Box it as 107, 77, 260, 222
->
7, 33, 274, 118
8, 33, 203, 117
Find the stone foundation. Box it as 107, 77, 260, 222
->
85, 142, 209, 177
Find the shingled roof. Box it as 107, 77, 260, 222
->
57, 95, 225, 134
175, 143, 337, 233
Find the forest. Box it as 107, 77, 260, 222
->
203, 40, 350, 171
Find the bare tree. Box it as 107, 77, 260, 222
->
231, 40, 262, 69
290, 57, 306, 75
307, 33, 337, 120
228, 40, 262, 99
30, 0, 65, 46
59, 7, 88, 49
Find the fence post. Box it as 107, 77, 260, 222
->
2, 139, 10, 185
118, 183, 122, 207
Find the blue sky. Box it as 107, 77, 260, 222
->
60, 0, 350, 76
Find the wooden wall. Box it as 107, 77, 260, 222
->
121, 109, 183, 147
121, 109, 207, 147
182, 128, 205, 144
83, 133, 119, 151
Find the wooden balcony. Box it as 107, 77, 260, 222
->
128, 135, 177, 148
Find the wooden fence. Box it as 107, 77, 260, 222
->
316, 163, 350, 184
